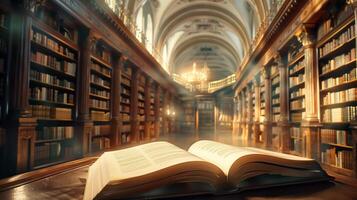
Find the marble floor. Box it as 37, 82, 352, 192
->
0, 129, 357, 200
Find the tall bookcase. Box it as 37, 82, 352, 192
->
120, 64, 132, 144
270, 64, 280, 149
317, 4, 356, 176
258, 72, 265, 143
29, 3, 79, 167
287, 39, 305, 156
90, 42, 113, 152
138, 74, 146, 140
183, 100, 195, 130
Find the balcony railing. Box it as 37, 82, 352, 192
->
207, 74, 236, 93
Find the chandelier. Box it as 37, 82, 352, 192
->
181, 62, 208, 83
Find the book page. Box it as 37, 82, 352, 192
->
188, 140, 313, 176
188, 140, 255, 175
84, 142, 205, 200
103, 141, 204, 180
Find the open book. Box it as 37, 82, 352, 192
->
83, 140, 330, 200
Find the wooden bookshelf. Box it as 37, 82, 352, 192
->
258, 72, 265, 143
90, 42, 112, 123
120, 65, 132, 144
149, 84, 155, 138
138, 74, 146, 141
29, 3, 79, 168
271, 64, 280, 123
183, 101, 195, 130
317, 4, 356, 176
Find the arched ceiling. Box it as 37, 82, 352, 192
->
124, 0, 271, 81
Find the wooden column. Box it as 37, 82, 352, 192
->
237, 92, 242, 136
6, 5, 37, 174
298, 25, 320, 159
253, 76, 261, 145
76, 28, 94, 155
131, 68, 140, 143
241, 89, 247, 139
154, 85, 161, 139
111, 55, 125, 146
247, 83, 254, 144
263, 65, 273, 148
277, 54, 290, 153
144, 78, 152, 141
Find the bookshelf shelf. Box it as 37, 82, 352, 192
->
321, 100, 357, 109
317, 15, 354, 47
320, 79, 357, 93
30, 61, 76, 80
318, 37, 355, 62
320, 59, 356, 79
288, 51, 304, 67
30, 41, 77, 62
289, 81, 305, 91
30, 79, 75, 93
29, 99, 75, 108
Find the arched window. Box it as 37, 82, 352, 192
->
146, 14, 153, 54
136, 7, 143, 42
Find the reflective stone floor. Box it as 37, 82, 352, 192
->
0, 129, 356, 200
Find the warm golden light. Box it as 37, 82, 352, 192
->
181, 62, 208, 83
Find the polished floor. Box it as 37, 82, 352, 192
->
0, 129, 357, 200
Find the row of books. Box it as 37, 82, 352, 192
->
321, 48, 356, 74
138, 108, 145, 115
138, 85, 145, 93
90, 87, 110, 98
121, 77, 130, 86
320, 68, 357, 90
272, 87, 280, 96
290, 88, 305, 99
31, 51, 76, 76
30, 70, 75, 90
91, 61, 112, 77
120, 105, 130, 113
290, 112, 305, 122
93, 125, 111, 136
122, 125, 131, 133
289, 74, 305, 87
271, 75, 280, 85
121, 87, 130, 96
138, 101, 144, 108
122, 66, 132, 76
91, 74, 111, 88
94, 49, 112, 65
121, 97, 130, 104
322, 88, 357, 106
291, 127, 302, 139
317, 6, 354, 40
289, 60, 305, 75
31, 29, 75, 59
121, 113, 130, 121
272, 107, 280, 113
30, 105, 72, 120
37, 126, 74, 140
321, 148, 353, 170
290, 99, 305, 110
121, 133, 130, 144
92, 137, 110, 151
91, 111, 110, 121
35, 142, 63, 164
90, 99, 110, 110
318, 24, 355, 58
138, 115, 145, 121
322, 106, 357, 122
30, 86, 74, 104
138, 93, 145, 101
321, 129, 352, 146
